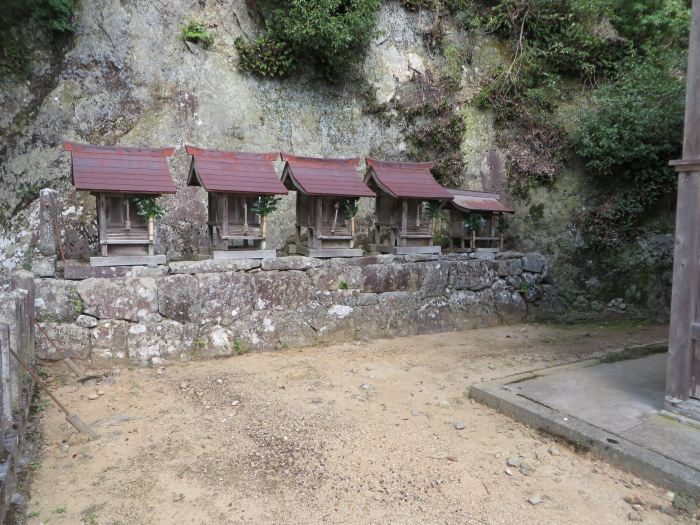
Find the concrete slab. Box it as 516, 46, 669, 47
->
212, 249, 276, 260
505, 353, 666, 433
622, 415, 700, 471
470, 347, 700, 496
295, 246, 363, 258
90, 255, 166, 267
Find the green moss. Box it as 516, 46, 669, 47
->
181, 20, 213, 48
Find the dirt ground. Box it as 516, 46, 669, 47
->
24, 320, 692, 525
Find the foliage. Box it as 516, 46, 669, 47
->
37, 0, 76, 33
423, 201, 445, 221
232, 339, 245, 355
572, 60, 685, 248
131, 196, 166, 221
0, 0, 75, 77
341, 198, 359, 220
234, 35, 294, 77
463, 213, 486, 232
400, 74, 466, 186
471, 0, 690, 248
182, 20, 214, 48
497, 215, 511, 234
251, 195, 281, 217
235, 0, 381, 79
609, 0, 690, 52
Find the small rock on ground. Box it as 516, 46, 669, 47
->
528, 496, 543, 505
506, 457, 520, 467
453, 420, 465, 430
87, 393, 99, 400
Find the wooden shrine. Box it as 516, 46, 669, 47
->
364, 159, 451, 255
281, 154, 375, 257
64, 142, 175, 267
186, 147, 287, 259
447, 189, 514, 252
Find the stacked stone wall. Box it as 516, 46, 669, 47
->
34, 253, 562, 366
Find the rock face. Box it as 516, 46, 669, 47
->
0, 1, 511, 279
34, 253, 558, 366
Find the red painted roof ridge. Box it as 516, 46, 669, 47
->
281, 152, 360, 166
366, 158, 434, 170
186, 146, 279, 162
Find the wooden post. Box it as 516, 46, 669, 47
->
666, 0, 700, 417
98, 193, 108, 256
315, 198, 323, 249
243, 195, 249, 235
400, 200, 407, 247
471, 230, 475, 251
0, 324, 10, 431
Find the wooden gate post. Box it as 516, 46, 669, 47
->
0, 324, 10, 433
666, 0, 700, 419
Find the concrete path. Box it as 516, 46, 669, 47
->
471, 349, 700, 496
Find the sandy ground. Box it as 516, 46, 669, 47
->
23, 321, 693, 525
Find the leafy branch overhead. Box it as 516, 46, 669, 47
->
235, 0, 381, 79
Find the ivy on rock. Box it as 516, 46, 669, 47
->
234, 0, 381, 79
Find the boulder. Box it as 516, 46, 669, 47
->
127, 320, 191, 364
307, 265, 362, 291
254, 270, 310, 310
195, 325, 237, 357
158, 274, 200, 323
92, 320, 129, 358
34, 279, 83, 322
493, 258, 523, 277
36, 323, 91, 360
197, 271, 255, 325
261, 256, 325, 271
31, 255, 56, 278
378, 291, 420, 333
77, 277, 158, 321
76, 314, 98, 328
522, 253, 548, 274
168, 259, 260, 274
361, 263, 422, 293
447, 260, 493, 291
419, 261, 449, 297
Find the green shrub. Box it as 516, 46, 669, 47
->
0, 0, 75, 77
572, 60, 685, 247
235, 35, 295, 77
235, 0, 381, 79
131, 196, 166, 221
182, 20, 214, 48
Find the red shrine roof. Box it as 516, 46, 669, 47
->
448, 189, 515, 213
364, 159, 452, 200
185, 146, 287, 195
281, 153, 375, 198
64, 142, 176, 194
